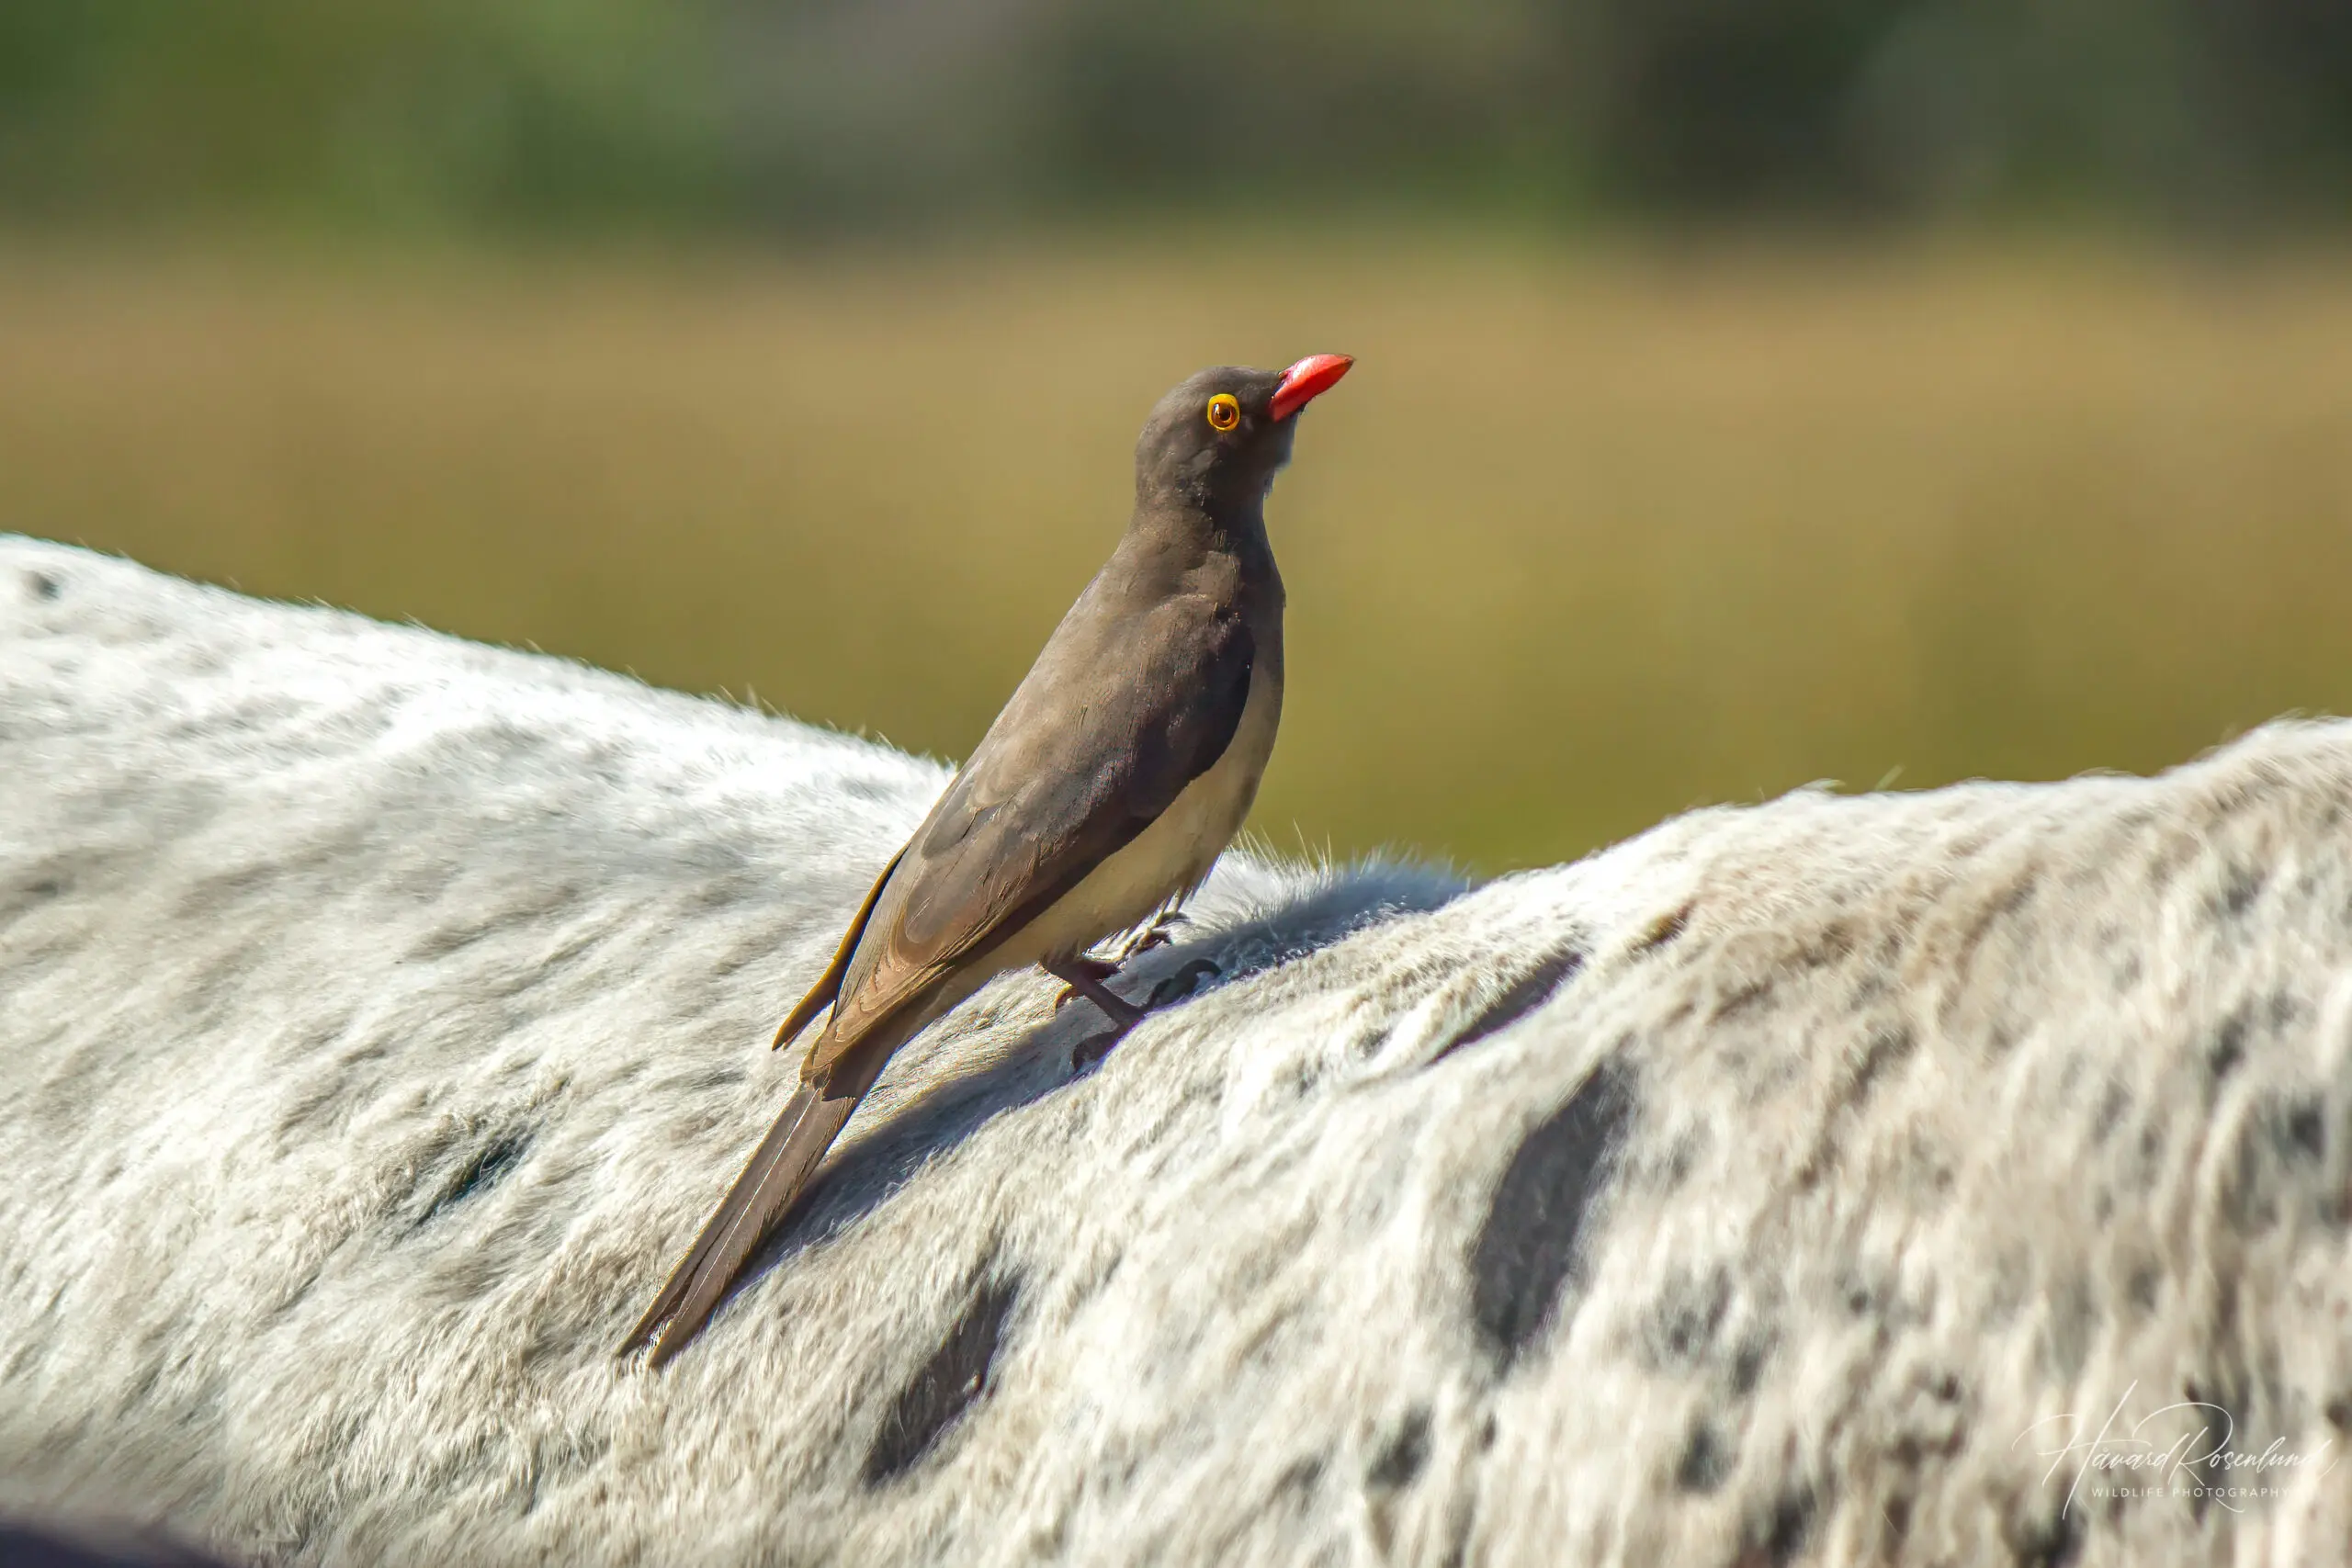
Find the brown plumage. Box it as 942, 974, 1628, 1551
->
621, 355, 1353, 1366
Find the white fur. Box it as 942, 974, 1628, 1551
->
3, 536, 2347, 1566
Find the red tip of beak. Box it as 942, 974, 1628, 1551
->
1269, 353, 1353, 421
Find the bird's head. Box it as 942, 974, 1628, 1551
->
1133, 355, 1353, 519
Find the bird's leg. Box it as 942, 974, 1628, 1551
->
1045, 957, 1146, 1032
1047, 908, 1193, 1016
1047, 954, 1116, 1011
1049, 901, 1218, 1014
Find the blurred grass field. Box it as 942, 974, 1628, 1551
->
7, 237, 2352, 872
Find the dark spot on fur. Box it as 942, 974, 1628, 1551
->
1847, 1023, 1915, 1105
2127, 1265, 2160, 1310
1954, 874, 2037, 972
2216, 863, 2266, 918
1676, 1423, 1731, 1492
2222, 1111, 2290, 1233
24, 570, 60, 601
1795, 922, 1854, 968
1644, 1266, 1730, 1369
2004, 1495, 2083, 1567
173, 863, 282, 921
1748, 1487, 1816, 1566
2146, 833, 2196, 890
2089, 1084, 2130, 1143
417, 1130, 531, 1224
1633, 903, 1693, 955
2324, 1394, 2352, 1431
1272, 1453, 1325, 1505
1367, 1408, 1431, 1490
1469, 1058, 1634, 1365
2279, 1097, 2324, 1161
687, 874, 766, 912
1711, 976, 1774, 1021
863, 1278, 1019, 1485
1990, 874, 2037, 913
1730, 1333, 1770, 1395
409, 919, 506, 962
2208, 1006, 2250, 1081
2043, 1273, 2098, 1379
1882, 1491, 1915, 1551
1662, 1127, 1704, 1189
1434, 945, 1586, 1062
1476, 1413, 1498, 1451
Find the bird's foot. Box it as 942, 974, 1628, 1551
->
1046, 957, 1145, 1031
1048, 955, 1125, 1014
1114, 910, 1191, 963
1051, 914, 1193, 1015
1055, 954, 1224, 1073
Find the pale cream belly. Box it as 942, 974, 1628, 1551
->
983, 659, 1283, 976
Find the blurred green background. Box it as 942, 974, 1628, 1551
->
7, 3, 2352, 872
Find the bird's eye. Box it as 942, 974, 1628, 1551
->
1204, 393, 1241, 431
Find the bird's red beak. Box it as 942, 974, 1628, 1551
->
1269, 354, 1353, 421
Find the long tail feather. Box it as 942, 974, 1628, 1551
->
616, 1084, 812, 1354
618, 1080, 861, 1364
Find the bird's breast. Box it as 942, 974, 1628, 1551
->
989, 649, 1283, 969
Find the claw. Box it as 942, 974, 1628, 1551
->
1114, 909, 1191, 964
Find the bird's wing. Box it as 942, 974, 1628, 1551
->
808, 591, 1255, 1076
770, 846, 906, 1050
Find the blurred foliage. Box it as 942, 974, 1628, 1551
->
4, 0, 2351, 233
11, 242, 2352, 871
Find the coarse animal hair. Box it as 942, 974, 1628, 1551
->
3, 536, 2349, 1565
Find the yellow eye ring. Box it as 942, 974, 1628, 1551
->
1205, 393, 1241, 431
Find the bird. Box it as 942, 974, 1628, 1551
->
620, 353, 1354, 1366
